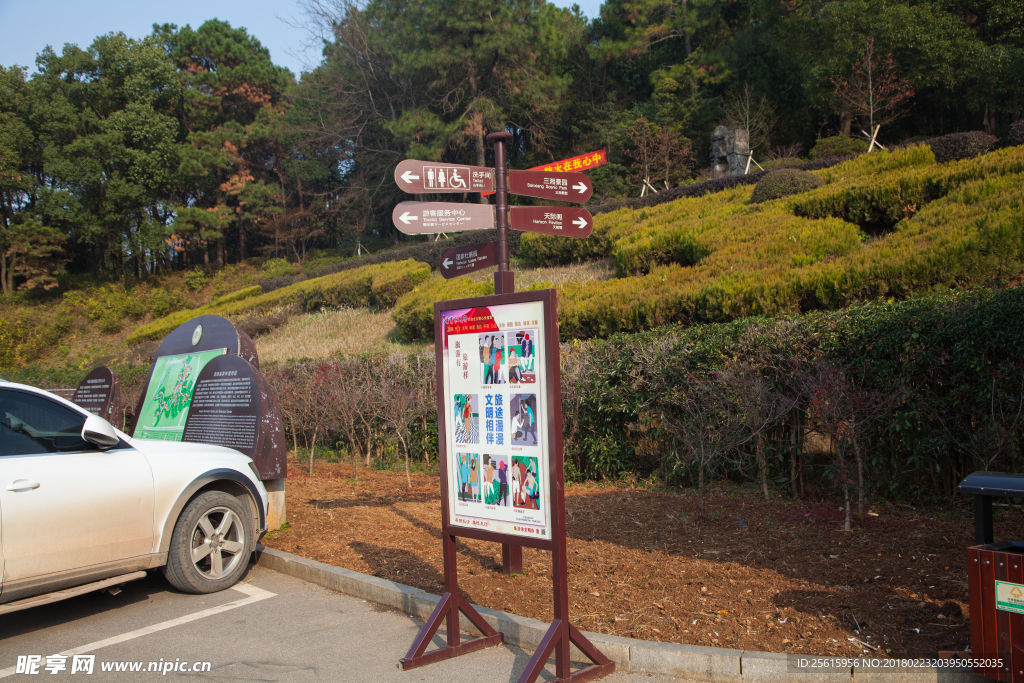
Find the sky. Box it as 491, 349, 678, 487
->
0, 0, 603, 78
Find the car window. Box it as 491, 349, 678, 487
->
0, 389, 91, 456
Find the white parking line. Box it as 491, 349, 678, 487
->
0, 583, 276, 678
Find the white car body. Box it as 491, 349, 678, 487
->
0, 380, 268, 604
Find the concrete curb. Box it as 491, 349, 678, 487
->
255, 546, 984, 682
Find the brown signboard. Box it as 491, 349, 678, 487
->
440, 241, 497, 279
508, 170, 592, 203
392, 201, 495, 235
509, 206, 593, 238
394, 160, 494, 194
182, 354, 288, 480
72, 366, 122, 426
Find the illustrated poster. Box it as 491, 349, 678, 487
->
134, 348, 227, 441
441, 301, 549, 540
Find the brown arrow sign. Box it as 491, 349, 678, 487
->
392, 201, 495, 235
508, 170, 593, 203
395, 160, 494, 193
440, 241, 497, 279
510, 206, 593, 238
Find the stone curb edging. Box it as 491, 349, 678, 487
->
255, 546, 982, 682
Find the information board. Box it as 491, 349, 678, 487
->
134, 348, 227, 441
440, 298, 550, 541
72, 366, 121, 425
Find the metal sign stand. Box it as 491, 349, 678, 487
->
399, 132, 612, 683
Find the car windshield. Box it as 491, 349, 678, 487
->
0, 389, 90, 455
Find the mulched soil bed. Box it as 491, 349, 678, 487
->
264, 456, 1016, 658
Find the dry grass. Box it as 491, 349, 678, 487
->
255, 307, 429, 361
467, 258, 616, 287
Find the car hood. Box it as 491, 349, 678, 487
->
128, 437, 254, 466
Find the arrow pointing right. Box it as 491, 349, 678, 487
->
442, 257, 453, 270
573, 217, 588, 229
401, 170, 420, 183
573, 181, 588, 193
399, 212, 418, 225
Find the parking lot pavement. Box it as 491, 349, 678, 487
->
0, 565, 680, 682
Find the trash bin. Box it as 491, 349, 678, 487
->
959, 471, 1024, 681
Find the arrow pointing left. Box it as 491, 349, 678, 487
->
442, 258, 453, 269
399, 212, 418, 225
401, 170, 420, 183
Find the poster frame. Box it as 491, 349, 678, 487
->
434, 288, 561, 551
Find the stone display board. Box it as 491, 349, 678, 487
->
182, 354, 287, 480
130, 314, 286, 480
72, 367, 121, 426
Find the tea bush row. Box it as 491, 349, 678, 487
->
128, 260, 430, 345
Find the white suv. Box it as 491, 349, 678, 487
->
0, 380, 268, 612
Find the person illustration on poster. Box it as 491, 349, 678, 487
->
511, 459, 522, 508
523, 401, 538, 444
497, 460, 508, 506
508, 347, 523, 383
459, 454, 470, 498
454, 394, 478, 444
523, 463, 538, 510
521, 333, 534, 360
492, 335, 504, 384
480, 336, 490, 383
511, 408, 524, 441
470, 456, 480, 501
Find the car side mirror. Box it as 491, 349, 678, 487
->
82, 414, 120, 449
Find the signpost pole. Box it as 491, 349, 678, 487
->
487, 130, 522, 577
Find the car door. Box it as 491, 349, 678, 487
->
0, 388, 155, 589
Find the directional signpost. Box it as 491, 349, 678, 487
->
507, 169, 593, 202
394, 159, 494, 193
439, 241, 497, 279
395, 132, 610, 683
510, 206, 593, 238
392, 202, 495, 235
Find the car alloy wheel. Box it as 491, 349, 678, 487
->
190, 506, 246, 580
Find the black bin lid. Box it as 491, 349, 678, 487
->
959, 471, 1024, 498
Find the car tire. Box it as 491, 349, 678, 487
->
163, 491, 252, 594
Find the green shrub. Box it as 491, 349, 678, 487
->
1011, 120, 1024, 146
392, 276, 493, 342
926, 131, 999, 164
558, 287, 1024, 492
750, 169, 825, 204
184, 268, 208, 292
129, 260, 430, 345
809, 136, 868, 161
261, 258, 300, 280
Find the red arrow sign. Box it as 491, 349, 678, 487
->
508, 170, 593, 203
440, 241, 497, 279
392, 201, 495, 235
394, 160, 493, 193
510, 206, 593, 238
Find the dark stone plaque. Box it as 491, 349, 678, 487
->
131, 315, 259, 436
72, 367, 122, 426
181, 354, 287, 480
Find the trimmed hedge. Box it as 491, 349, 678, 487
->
560, 286, 1024, 496
128, 260, 430, 345
260, 230, 521, 293
809, 136, 868, 161
580, 156, 854, 222
750, 169, 825, 204
398, 146, 1024, 342
391, 275, 494, 342
926, 131, 998, 164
